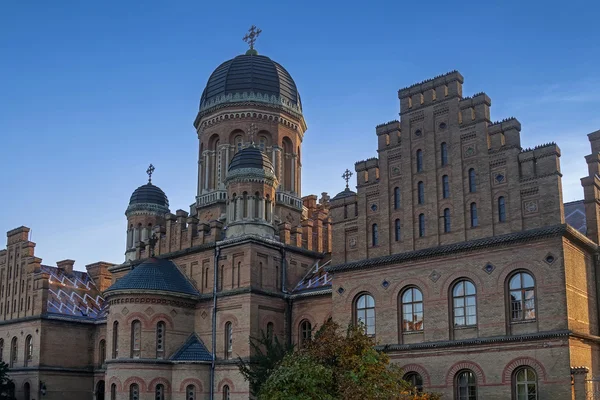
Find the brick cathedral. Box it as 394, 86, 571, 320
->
2, 31, 600, 400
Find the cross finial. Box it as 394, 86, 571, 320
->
342, 169, 353, 189
248, 123, 258, 145
146, 164, 155, 184
148, 233, 158, 257
243, 25, 262, 51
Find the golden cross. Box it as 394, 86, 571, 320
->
342, 169, 353, 189
243, 25, 262, 50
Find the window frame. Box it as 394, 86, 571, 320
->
224, 321, 233, 359
512, 366, 538, 400
99, 339, 106, 366
112, 321, 119, 359
400, 287, 424, 332
223, 384, 230, 400
394, 187, 401, 209
355, 293, 376, 337
418, 181, 425, 204
24, 335, 32, 366
455, 369, 477, 400
508, 271, 536, 322
129, 383, 140, 400
186, 384, 196, 400
404, 372, 424, 393
394, 219, 401, 241
498, 196, 506, 222
299, 320, 312, 347
416, 149, 423, 172
470, 203, 478, 228
156, 321, 166, 359
155, 384, 164, 400
418, 213, 425, 237
442, 175, 450, 198
444, 208, 451, 233
452, 280, 477, 328
468, 169, 476, 193
10, 337, 17, 367
441, 142, 448, 166
131, 320, 141, 359
372, 224, 379, 247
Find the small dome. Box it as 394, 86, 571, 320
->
228, 145, 274, 173
332, 188, 357, 201
129, 183, 169, 208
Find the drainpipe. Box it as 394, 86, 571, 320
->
210, 244, 221, 400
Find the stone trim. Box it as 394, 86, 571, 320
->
108, 296, 196, 309
400, 363, 431, 386
179, 378, 204, 392
502, 356, 547, 383
445, 360, 486, 386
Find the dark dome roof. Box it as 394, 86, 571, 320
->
129, 183, 169, 208
106, 257, 199, 297
200, 54, 301, 111
228, 145, 274, 173
332, 188, 357, 201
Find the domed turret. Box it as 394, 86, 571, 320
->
228, 145, 275, 174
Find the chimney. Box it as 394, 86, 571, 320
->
56, 259, 75, 274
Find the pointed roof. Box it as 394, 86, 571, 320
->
105, 258, 199, 297
170, 333, 212, 362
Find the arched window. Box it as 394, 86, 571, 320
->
442, 175, 450, 198
155, 384, 164, 400
131, 320, 141, 358
23, 335, 32, 366
355, 293, 375, 337
395, 219, 401, 242
235, 135, 243, 152
266, 322, 274, 342
401, 287, 423, 332
513, 367, 537, 400
224, 322, 233, 359
419, 214, 425, 237
509, 272, 536, 321
23, 382, 30, 400
498, 196, 506, 222
453, 281, 477, 327
444, 208, 451, 233
186, 385, 196, 400
455, 370, 477, 400
99, 339, 106, 365
299, 320, 312, 347
254, 192, 260, 219
242, 192, 248, 218
416, 149, 423, 172
232, 194, 237, 220
404, 372, 423, 393
10, 337, 17, 367
470, 203, 478, 227
156, 322, 166, 359
223, 385, 230, 400
0, 338, 4, 362
129, 383, 139, 400
372, 224, 378, 247
394, 187, 400, 209
111, 384, 116, 400
112, 321, 119, 359
468, 168, 476, 193
441, 142, 448, 166
418, 181, 425, 204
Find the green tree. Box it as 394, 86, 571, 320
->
0, 362, 15, 400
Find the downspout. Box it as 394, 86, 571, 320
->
210, 244, 221, 400
280, 246, 293, 347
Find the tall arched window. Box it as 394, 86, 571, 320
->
232, 194, 237, 220
442, 175, 450, 198
224, 322, 233, 359
0, 338, 4, 362
509, 272, 536, 321
156, 322, 166, 359
470, 203, 478, 227
468, 168, 476, 193
372, 224, 379, 247
404, 372, 423, 393
419, 214, 425, 237
23, 335, 32, 366
444, 208, 451, 233
254, 192, 260, 219
455, 370, 477, 400
242, 192, 248, 218
395, 219, 401, 242
111, 384, 116, 400
401, 287, 424, 332
299, 320, 312, 347
513, 367, 537, 400
24, 382, 30, 400
266, 322, 274, 342
112, 321, 119, 359
453, 281, 477, 327
131, 320, 141, 358
416, 149, 423, 172
155, 384, 164, 400
441, 142, 448, 166
99, 340, 106, 365
186, 385, 196, 400
10, 337, 17, 367
129, 383, 139, 400
355, 294, 375, 337
223, 385, 230, 400
498, 196, 506, 222
418, 181, 425, 204
394, 187, 400, 209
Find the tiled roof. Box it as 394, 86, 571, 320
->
565, 200, 587, 234
105, 258, 199, 297
41, 265, 105, 320
292, 260, 332, 293
327, 224, 576, 273
170, 333, 212, 362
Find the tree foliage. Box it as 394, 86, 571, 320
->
0, 362, 15, 400
257, 320, 441, 400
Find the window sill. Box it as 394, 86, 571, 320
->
510, 319, 536, 325
402, 330, 424, 335
453, 325, 477, 330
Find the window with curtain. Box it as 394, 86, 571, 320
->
24, 335, 32, 366
223, 385, 230, 400
513, 367, 537, 400
129, 383, 140, 400
416, 150, 423, 172
155, 384, 164, 400
419, 214, 425, 237
498, 196, 506, 222
469, 169, 476, 193
300, 320, 312, 347
441, 142, 448, 166
224, 322, 233, 359
444, 208, 451, 233
112, 321, 119, 359
10, 337, 17, 367
394, 187, 400, 209
372, 224, 378, 246
395, 219, 401, 241
455, 370, 477, 400
186, 385, 196, 400
470, 203, 478, 227
131, 320, 141, 358
355, 294, 375, 337
442, 175, 450, 198
453, 281, 477, 327
418, 181, 425, 204
509, 272, 536, 321
404, 372, 423, 393
156, 322, 165, 359
401, 287, 424, 332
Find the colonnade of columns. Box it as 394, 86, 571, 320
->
227, 194, 274, 224
126, 225, 152, 250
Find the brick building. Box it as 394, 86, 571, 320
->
2, 41, 600, 400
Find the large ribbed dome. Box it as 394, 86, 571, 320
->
228, 145, 274, 173
129, 183, 169, 208
199, 54, 301, 112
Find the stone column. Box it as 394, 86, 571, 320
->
126, 229, 133, 249
259, 199, 265, 220
133, 227, 140, 246
572, 366, 589, 400
249, 196, 255, 220
204, 153, 209, 191
291, 155, 296, 194
235, 198, 242, 220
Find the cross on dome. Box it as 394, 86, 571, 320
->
146, 164, 155, 184
243, 25, 262, 51
342, 169, 353, 189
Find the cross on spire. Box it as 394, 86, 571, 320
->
148, 233, 158, 257
342, 169, 353, 189
146, 164, 155, 184
243, 25, 262, 51
248, 123, 258, 145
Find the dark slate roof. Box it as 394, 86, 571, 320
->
129, 183, 169, 207
565, 200, 587, 234
170, 333, 212, 362
105, 258, 199, 296
327, 224, 590, 273
331, 188, 357, 201
200, 54, 301, 110
292, 260, 332, 293
228, 145, 274, 173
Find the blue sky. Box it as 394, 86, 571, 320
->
1, 0, 599, 270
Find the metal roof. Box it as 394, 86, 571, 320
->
170, 333, 212, 362
228, 145, 274, 173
